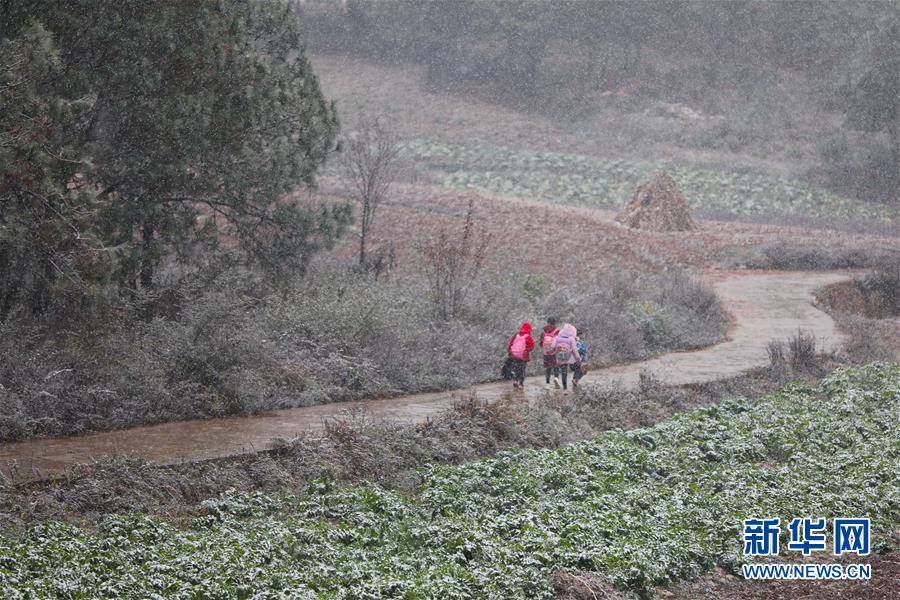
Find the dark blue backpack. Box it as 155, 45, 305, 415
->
576, 338, 587, 364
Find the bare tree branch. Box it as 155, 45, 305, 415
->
416, 199, 489, 320
340, 118, 403, 269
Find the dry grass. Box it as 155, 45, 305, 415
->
839, 316, 900, 364
0, 232, 728, 443
814, 262, 900, 363
0, 357, 830, 531
788, 329, 818, 369
552, 571, 626, 600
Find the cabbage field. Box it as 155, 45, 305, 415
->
1, 363, 898, 598
405, 140, 897, 223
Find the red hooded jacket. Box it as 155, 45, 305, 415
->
507, 322, 535, 361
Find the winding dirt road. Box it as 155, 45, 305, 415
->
0, 270, 852, 479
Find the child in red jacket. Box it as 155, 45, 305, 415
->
507, 322, 535, 390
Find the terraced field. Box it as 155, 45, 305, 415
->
2, 363, 897, 598
403, 140, 897, 222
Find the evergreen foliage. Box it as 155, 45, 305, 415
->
0, 22, 103, 319
1, 1, 347, 316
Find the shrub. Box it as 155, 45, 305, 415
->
627, 300, 672, 351
649, 273, 727, 349
787, 329, 817, 369
860, 262, 900, 317
766, 339, 786, 370
838, 316, 899, 364
416, 198, 488, 320
522, 274, 550, 306
0, 266, 727, 441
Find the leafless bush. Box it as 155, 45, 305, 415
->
341, 118, 403, 269
638, 368, 664, 395
788, 329, 817, 369
416, 199, 489, 320
362, 242, 396, 280
767, 340, 786, 369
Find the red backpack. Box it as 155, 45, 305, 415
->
510, 334, 528, 359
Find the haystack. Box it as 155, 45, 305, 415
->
616, 172, 694, 232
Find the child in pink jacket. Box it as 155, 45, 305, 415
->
553, 323, 583, 391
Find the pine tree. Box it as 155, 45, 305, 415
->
0, 22, 105, 318
2, 1, 349, 300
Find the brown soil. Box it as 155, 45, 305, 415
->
616, 171, 695, 231
315, 179, 900, 280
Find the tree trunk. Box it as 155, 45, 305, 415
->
358, 199, 370, 267
30, 259, 53, 316
888, 115, 900, 179
889, 120, 900, 202
140, 221, 155, 288
0, 246, 21, 321
358, 228, 367, 267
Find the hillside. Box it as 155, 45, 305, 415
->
311, 54, 898, 226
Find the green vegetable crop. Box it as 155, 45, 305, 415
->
402, 140, 896, 223
1, 363, 898, 598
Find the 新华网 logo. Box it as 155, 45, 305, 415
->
741, 517, 871, 581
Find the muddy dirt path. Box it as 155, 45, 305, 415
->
0, 270, 852, 479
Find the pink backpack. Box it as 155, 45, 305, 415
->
510, 334, 527, 359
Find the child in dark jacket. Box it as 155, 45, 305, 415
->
540, 317, 561, 388
507, 322, 535, 390
573, 330, 588, 388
